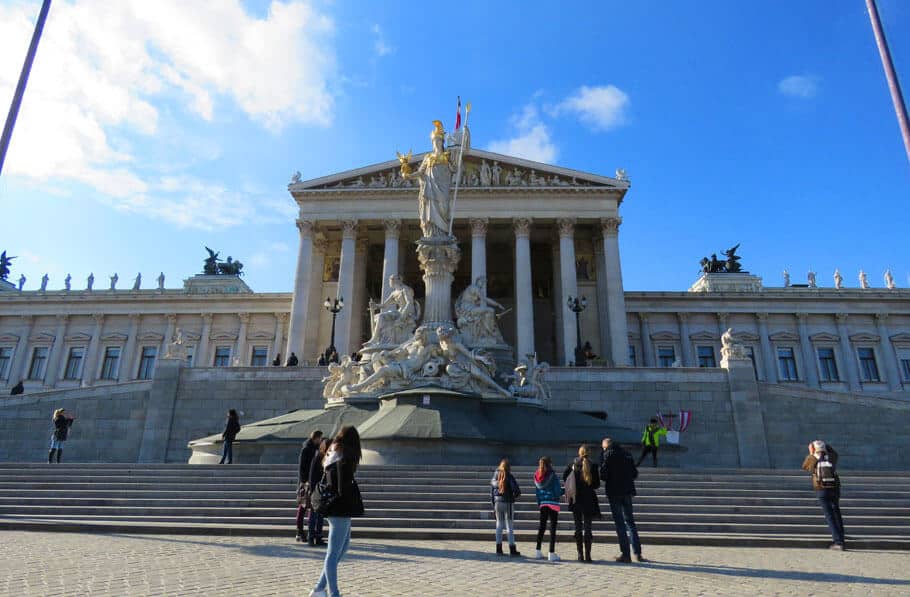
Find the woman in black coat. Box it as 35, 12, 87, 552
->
219, 409, 241, 464
563, 445, 601, 562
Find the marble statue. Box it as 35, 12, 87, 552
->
40, 274, 49, 292
400, 121, 456, 238
110, 273, 118, 290
859, 270, 869, 289
165, 328, 188, 360
783, 269, 790, 287
132, 273, 142, 291
833, 269, 843, 289
64, 274, 71, 291
436, 326, 511, 398
721, 327, 746, 360
87, 273, 94, 291
343, 327, 436, 394
0, 251, 14, 280
157, 272, 165, 290
807, 270, 817, 288
349, 176, 365, 188
506, 167, 524, 186
615, 168, 627, 181
291, 171, 301, 184
469, 170, 479, 187
491, 161, 502, 185
322, 355, 359, 398
479, 160, 492, 186
17, 274, 25, 291
885, 269, 896, 290
366, 274, 419, 346
455, 277, 506, 346
529, 170, 542, 186
509, 353, 551, 401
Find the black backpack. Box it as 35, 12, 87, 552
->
816, 454, 838, 488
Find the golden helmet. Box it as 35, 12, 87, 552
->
430, 120, 445, 140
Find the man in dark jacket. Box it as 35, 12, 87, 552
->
10, 380, 24, 395
601, 437, 645, 563
296, 430, 323, 542
286, 352, 299, 366
802, 439, 846, 550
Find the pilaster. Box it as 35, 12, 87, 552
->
875, 313, 903, 392
557, 217, 578, 365
469, 218, 488, 285
381, 219, 402, 301
835, 314, 861, 392
796, 313, 820, 388
513, 217, 535, 360
81, 314, 105, 386
600, 216, 629, 366
638, 313, 654, 367
286, 218, 316, 361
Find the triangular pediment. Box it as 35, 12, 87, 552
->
809, 332, 840, 343
849, 333, 880, 343
768, 331, 800, 342
290, 149, 629, 193
689, 331, 718, 342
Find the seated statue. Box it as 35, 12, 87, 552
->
365, 275, 419, 347
455, 277, 506, 346
343, 327, 435, 394
509, 354, 551, 401
436, 325, 512, 398
322, 355, 359, 399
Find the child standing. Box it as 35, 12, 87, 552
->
533, 456, 562, 561
490, 458, 522, 557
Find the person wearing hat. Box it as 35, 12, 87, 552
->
802, 439, 846, 550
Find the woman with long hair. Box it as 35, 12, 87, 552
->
219, 409, 241, 464
490, 458, 521, 557
533, 456, 563, 561
564, 445, 601, 562
310, 426, 364, 597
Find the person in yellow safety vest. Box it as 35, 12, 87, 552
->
636, 418, 668, 467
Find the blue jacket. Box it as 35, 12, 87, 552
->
490, 471, 521, 504
533, 469, 563, 508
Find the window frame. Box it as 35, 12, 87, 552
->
213, 346, 232, 367
816, 346, 840, 383
99, 345, 122, 380
776, 346, 799, 381
657, 345, 676, 368
63, 346, 86, 381
250, 345, 269, 367
696, 345, 717, 368
856, 346, 881, 383
0, 346, 13, 381
27, 346, 50, 381
137, 346, 158, 380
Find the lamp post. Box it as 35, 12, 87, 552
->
324, 296, 344, 360
568, 295, 587, 366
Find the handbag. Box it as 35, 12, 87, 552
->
310, 467, 340, 516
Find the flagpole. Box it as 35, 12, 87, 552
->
448, 102, 470, 236
0, 0, 52, 178
866, 0, 910, 166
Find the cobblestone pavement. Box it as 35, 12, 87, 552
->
0, 532, 908, 596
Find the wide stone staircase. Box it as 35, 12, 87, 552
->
0, 463, 908, 549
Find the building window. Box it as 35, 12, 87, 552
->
657, 346, 675, 368
27, 347, 49, 380
251, 346, 268, 367
213, 346, 231, 367
137, 346, 157, 380
185, 346, 195, 368
901, 358, 910, 382
0, 347, 12, 381
817, 348, 839, 382
628, 345, 637, 367
857, 347, 880, 382
777, 347, 798, 381
100, 347, 121, 380
63, 347, 85, 380
697, 345, 717, 368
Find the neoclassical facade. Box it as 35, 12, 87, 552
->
0, 149, 908, 398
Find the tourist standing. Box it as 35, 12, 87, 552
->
49, 408, 75, 463
564, 445, 601, 562
533, 456, 562, 561
636, 418, 667, 467
219, 409, 241, 464
296, 430, 324, 542
310, 426, 364, 597
600, 438, 645, 563
802, 440, 846, 550
307, 437, 331, 546
490, 458, 522, 557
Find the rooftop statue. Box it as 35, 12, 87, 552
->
203, 247, 220, 275
399, 120, 456, 239
699, 244, 743, 274
203, 247, 244, 276
0, 251, 15, 280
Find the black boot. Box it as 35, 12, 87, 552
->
576, 540, 584, 562
56, 449, 62, 463
496, 543, 504, 556
48, 449, 56, 464
509, 544, 522, 558
584, 538, 593, 562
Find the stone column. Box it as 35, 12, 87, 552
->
333, 219, 358, 356
44, 315, 69, 388
639, 313, 654, 367
272, 313, 288, 363
875, 313, 903, 392
677, 313, 694, 367
557, 218, 579, 366
197, 313, 213, 368
417, 236, 461, 327
551, 240, 565, 364
756, 313, 776, 382
120, 314, 141, 381
286, 219, 316, 360
10, 316, 34, 383
235, 313, 250, 366
349, 238, 369, 353
81, 314, 105, 386
162, 314, 177, 360
304, 238, 327, 360
835, 314, 861, 392
513, 217, 535, 360
381, 219, 401, 300
796, 313, 820, 388
469, 218, 488, 285
600, 217, 629, 366
594, 238, 610, 361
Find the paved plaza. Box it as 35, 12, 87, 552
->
0, 532, 907, 596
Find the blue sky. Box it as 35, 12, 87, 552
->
0, 0, 907, 293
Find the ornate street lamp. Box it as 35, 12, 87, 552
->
324, 296, 344, 360
568, 295, 587, 367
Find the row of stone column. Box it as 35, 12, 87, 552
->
286, 216, 630, 367
636, 311, 904, 391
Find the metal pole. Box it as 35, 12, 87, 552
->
0, 0, 52, 177
448, 102, 471, 236
866, 0, 910, 166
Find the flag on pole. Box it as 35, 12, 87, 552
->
678, 410, 692, 433
656, 410, 666, 429
454, 96, 462, 130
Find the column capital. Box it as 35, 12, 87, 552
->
874, 312, 889, 323
637, 312, 650, 323
238, 312, 251, 324
340, 219, 359, 239
716, 312, 729, 323
275, 312, 289, 323
55, 314, 69, 325
835, 312, 849, 323
296, 219, 316, 237
165, 313, 177, 323
469, 218, 488, 236
600, 216, 622, 236
126, 313, 140, 323
91, 313, 105, 324
512, 217, 532, 237
676, 312, 690, 323
557, 217, 576, 239
756, 312, 769, 322
795, 312, 809, 322
200, 313, 214, 323
382, 219, 402, 239
19, 315, 34, 325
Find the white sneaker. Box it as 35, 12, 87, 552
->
534, 549, 544, 559
309, 590, 327, 597
548, 552, 560, 562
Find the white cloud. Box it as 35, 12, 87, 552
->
249, 241, 291, 268
487, 104, 558, 163
551, 85, 629, 131
372, 24, 393, 57
778, 75, 819, 99
0, 0, 335, 228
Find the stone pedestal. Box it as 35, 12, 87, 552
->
183, 275, 253, 295
138, 357, 186, 462
689, 273, 763, 293
416, 236, 461, 328
721, 352, 771, 468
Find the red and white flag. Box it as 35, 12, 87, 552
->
656, 410, 666, 429
678, 410, 692, 433
454, 96, 462, 130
